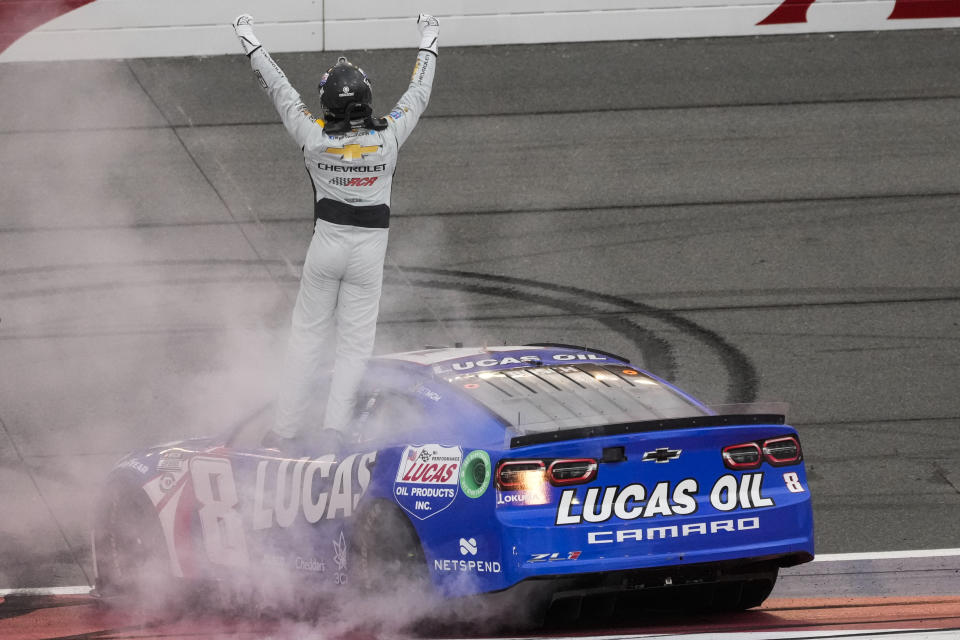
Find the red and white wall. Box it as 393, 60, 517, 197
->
2, 0, 959, 62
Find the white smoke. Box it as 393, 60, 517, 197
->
0, 46, 543, 636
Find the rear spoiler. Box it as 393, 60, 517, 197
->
509, 413, 786, 448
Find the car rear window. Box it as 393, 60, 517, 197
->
441, 364, 709, 432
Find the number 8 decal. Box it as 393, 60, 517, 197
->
783, 471, 805, 493
191, 456, 249, 567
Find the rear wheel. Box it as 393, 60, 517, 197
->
352, 499, 429, 595
94, 482, 171, 604
712, 568, 778, 610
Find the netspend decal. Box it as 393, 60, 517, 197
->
459, 537, 478, 555
436, 537, 502, 574
394, 444, 461, 520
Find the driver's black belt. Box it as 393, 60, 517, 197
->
314, 198, 390, 229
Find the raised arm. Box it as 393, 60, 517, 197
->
386, 14, 439, 148
232, 15, 316, 148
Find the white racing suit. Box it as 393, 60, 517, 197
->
248, 47, 436, 436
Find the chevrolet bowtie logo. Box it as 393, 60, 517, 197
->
324, 144, 380, 161
642, 448, 682, 463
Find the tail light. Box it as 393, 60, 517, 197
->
722, 443, 762, 470
548, 459, 598, 485
495, 460, 545, 491
763, 436, 802, 465
496, 458, 597, 490
722, 435, 803, 470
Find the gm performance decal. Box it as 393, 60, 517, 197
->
394, 444, 461, 520
556, 473, 774, 525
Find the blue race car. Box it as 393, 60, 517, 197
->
93, 344, 813, 616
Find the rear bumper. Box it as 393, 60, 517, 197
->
515, 530, 813, 577
471, 552, 809, 624
511, 550, 810, 596
500, 498, 815, 588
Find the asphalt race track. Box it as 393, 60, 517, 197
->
1, 27, 959, 637
1, 567, 960, 640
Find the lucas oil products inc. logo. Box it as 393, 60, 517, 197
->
394, 444, 461, 520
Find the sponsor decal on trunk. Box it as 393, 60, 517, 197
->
555, 473, 774, 525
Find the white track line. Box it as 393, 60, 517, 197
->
813, 548, 960, 562
0, 585, 90, 597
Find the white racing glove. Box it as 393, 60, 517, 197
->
233, 14, 262, 57
417, 13, 439, 56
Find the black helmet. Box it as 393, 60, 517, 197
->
318, 57, 373, 118
318, 57, 388, 134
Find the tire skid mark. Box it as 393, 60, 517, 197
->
2, 190, 959, 235
412, 277, 678, 378
390, 267, 759, 404
2, 260, 759, 402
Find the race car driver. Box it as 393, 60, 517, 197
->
232, 13, 439, 450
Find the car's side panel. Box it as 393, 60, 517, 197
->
105, 443, 381, 591
206, 448, 378, 587
374, 442, 506, 597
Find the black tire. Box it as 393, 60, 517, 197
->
94, 482, 170, 602
352, 499, 429, 595
736, 569, 779, 609
713, 568, 779, 611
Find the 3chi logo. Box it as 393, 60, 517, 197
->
459, 537, 478, 556
333, 530, 348, 585
324, 144, 380, 161
642, 447, 682, 463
